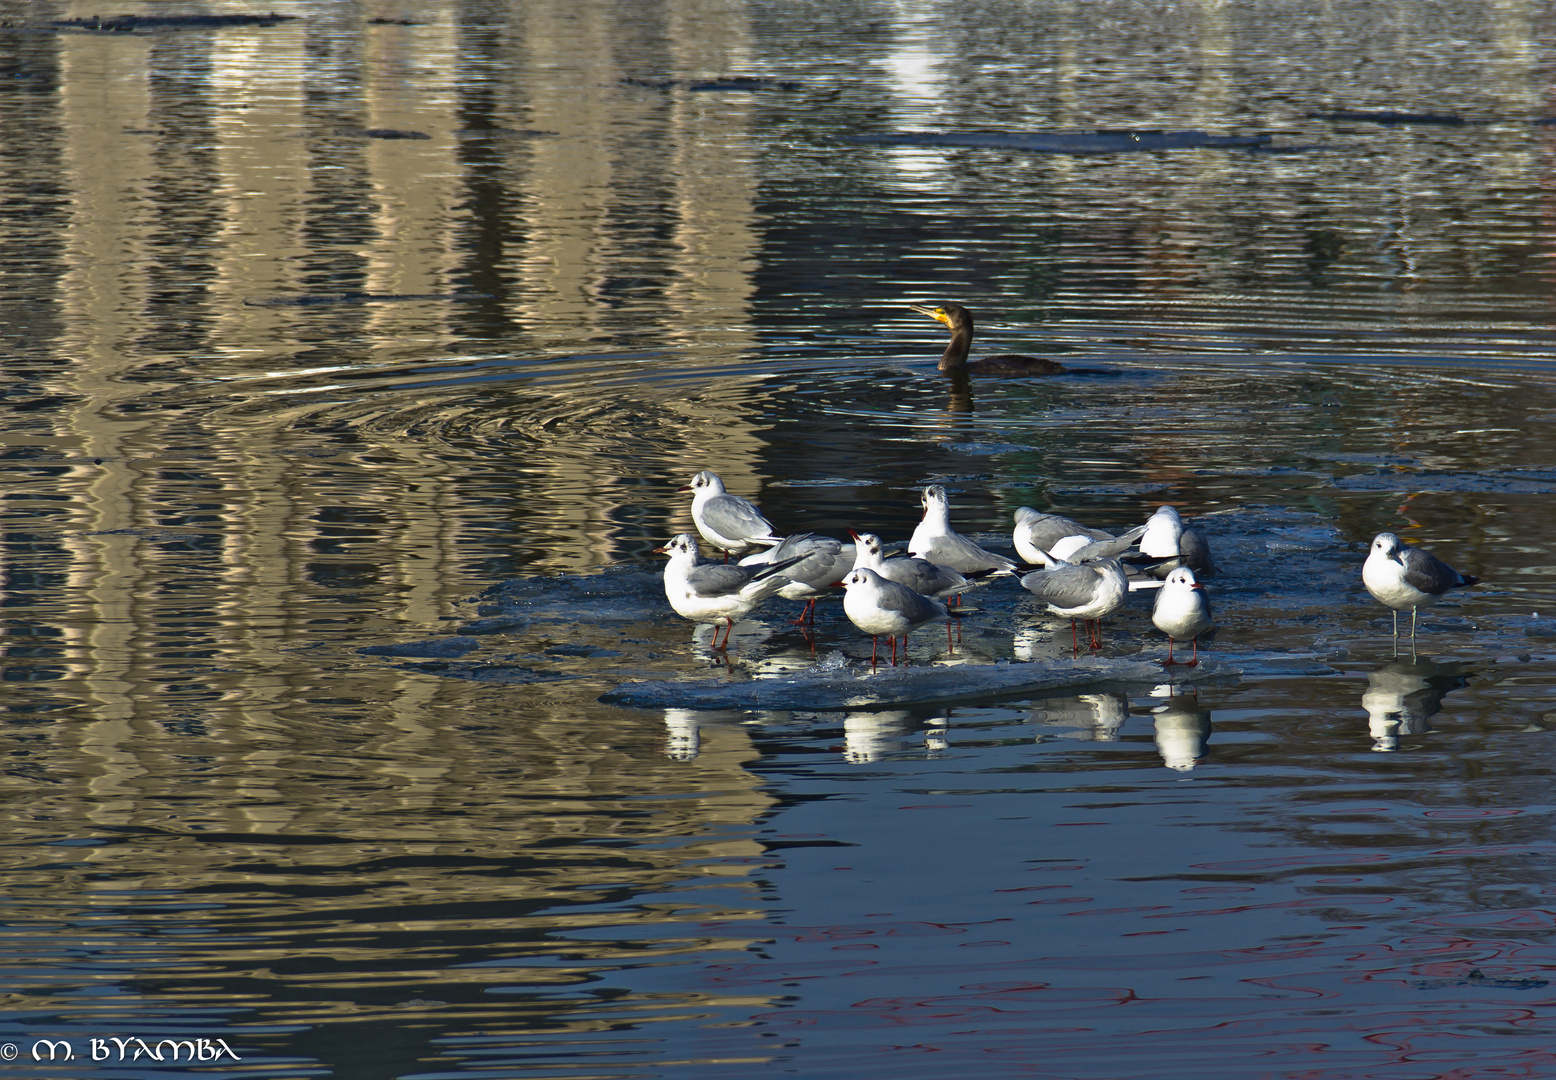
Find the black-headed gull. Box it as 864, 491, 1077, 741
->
1137, 505, 1217, 578
848, 529, 992, 603
657, 533, 803, 648
1019, 556, 1128, 650
1362, 532, 1478, 645
909, 485, 1017, 575
1151, 566, 1213, 666
740, 532, 853, 624
1012, 507, 1142, 566
841, 566, 950, 666
681, 470, 782, 559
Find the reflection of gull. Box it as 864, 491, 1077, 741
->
842, 567, 949, 666
1020, 557, 1128, 649
910, 485, 1018, 574
664, 708, 702, 761
1152, 567, 1214, 666
1362, 532, 1479, 645
843, 710, 918, 762
1137, 505, 1217, 578
1362, 658, 1468, 751
1152, 693, 1212, 770
741, 532, 853, 623
657, 533, 803, 649
1029, 692, 1129, 741
682, 470, 783, 558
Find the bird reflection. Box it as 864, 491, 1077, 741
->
1151, 690, 1212, 771
664, 708, 703, 761
690, 619, 776, 657
946, 370, 974, 413
1029, 692, 1129, 742
843, 710, 921, 762
662, 708, 749, 761
1362, 658, 1470, 751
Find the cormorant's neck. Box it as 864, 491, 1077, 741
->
938, 327, 972, 371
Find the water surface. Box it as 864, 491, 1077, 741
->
3, 2, 1556, 1077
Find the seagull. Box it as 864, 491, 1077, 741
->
1151, 566, 1213, 666
656, 533, 804, 648
1362, 532, 1479, 645
848, 529, 993, 603
909, 485, 1018, 575
1012, 507, 1114, 564
681, 470, 782, 559
1019, 556, 1129, 650
1047, 524, 1148, 565
841, 566, 950, 666
740, 532, 853, 624
1136, 505, 1217, 578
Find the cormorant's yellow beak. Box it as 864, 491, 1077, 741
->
910, 304, 950, 327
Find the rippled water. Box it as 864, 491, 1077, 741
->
4, 1, 1556, 1077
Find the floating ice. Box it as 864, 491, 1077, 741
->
600, 656, 1230, 712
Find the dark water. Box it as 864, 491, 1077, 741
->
4, 2, 1556, 1077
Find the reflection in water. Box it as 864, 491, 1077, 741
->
1362, 659, 1471, 751
1152, 690, 1213, 771
1030, 692, 1130, 741
843, 710, 923, 762
664, 707, 703, 761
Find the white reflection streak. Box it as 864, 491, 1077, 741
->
664, 709, 701, 761
881, 6, 956, 190
1152, 691, 1212, 771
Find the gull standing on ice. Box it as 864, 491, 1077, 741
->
681, 470, 783, 559
1362, 532, 1479, 646
841, 566, 950, 666
1137, 505, 1217, 578
1020, 556, 1129, 650
657, 533, 803, 649
849, 530, 991, 603
909, 485, 1017, 576
1151, 566, 1213, 666
740, 532, 853, 624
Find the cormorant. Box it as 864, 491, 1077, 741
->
911, 302, 1065, 376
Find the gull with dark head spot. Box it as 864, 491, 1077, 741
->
849, 529, 994, 603
1362, 532, 1478, 646
657, 533, 804, 649
681, 470, 782, 559
1151, 566, 1213, 666
909, 485, 1017, 576
842, 566, 950, 667
1020, 556, 1129, 650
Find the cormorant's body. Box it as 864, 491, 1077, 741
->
912, 302, 1065, 376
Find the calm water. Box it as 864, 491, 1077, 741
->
4, 2, 1556, 1077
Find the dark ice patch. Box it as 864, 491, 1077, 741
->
623, 76, 803, 92
849, 129, 1278, 154
1332, 470, 1556, 495
359, 637, 481, 659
